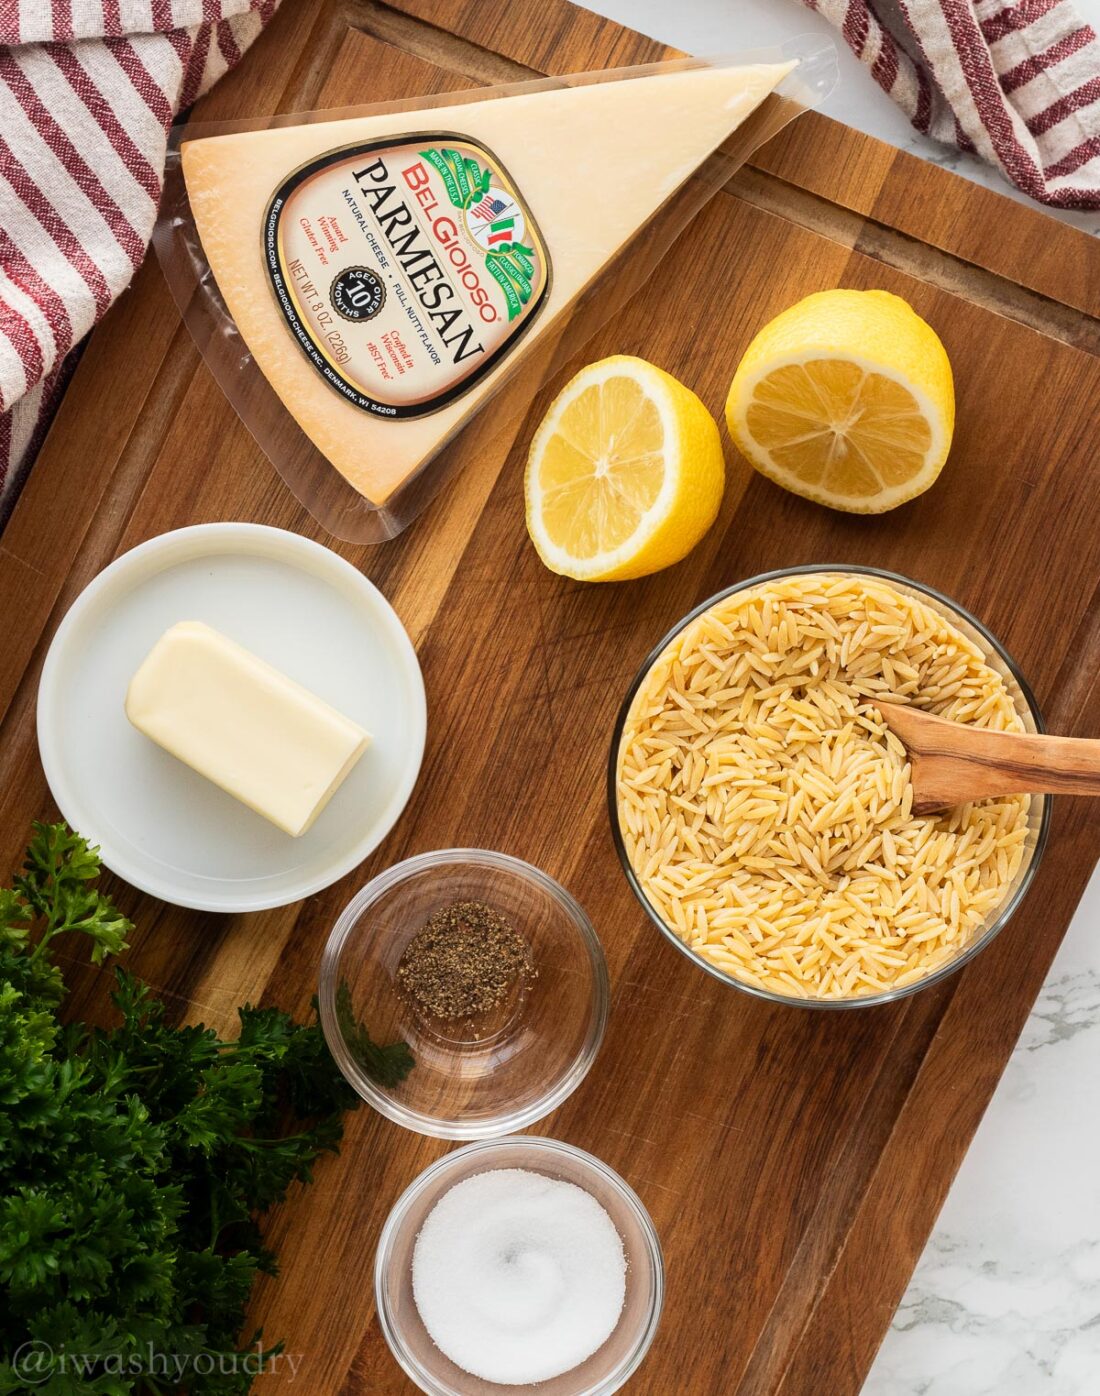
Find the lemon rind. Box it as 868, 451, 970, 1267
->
525, 357, 684, 579
728, 349, 951, 514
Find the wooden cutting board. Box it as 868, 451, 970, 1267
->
3, 1, 1100, 1392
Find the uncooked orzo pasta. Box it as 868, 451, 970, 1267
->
615, 573, 1033, 999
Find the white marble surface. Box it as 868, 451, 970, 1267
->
573, 2, 1100, 1389
864, 861, 1100, 1395
582, 0, 1100, 235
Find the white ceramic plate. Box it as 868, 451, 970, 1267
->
37, 524, 426, 912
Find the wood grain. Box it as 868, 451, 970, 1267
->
2, 2, 1100, 1393
876, 702, 1100, 812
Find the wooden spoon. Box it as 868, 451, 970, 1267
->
871, 701, 1100, 816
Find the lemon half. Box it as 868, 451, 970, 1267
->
726, 290, 955, 513
524, 355, 724, 581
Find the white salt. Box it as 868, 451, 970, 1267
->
412, 1167, 627, 1385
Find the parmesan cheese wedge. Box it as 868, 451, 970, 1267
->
182, 60, 794, 507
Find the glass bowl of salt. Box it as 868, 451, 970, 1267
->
375, 1136, 664, 1395
318, 849, 609, 1139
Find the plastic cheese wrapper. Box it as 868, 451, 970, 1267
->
155, 43, 836, 542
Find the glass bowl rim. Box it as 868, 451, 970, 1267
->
373, 1134, 666, 1396
606, 563, 1051, 1011
318, 848, 611, 1137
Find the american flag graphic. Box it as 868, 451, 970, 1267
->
469, 193, 508, 223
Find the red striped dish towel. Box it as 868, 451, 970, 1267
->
0, 0, 279, 519
805, 0, 1100, 207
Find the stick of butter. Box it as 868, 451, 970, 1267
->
126, 621, 371, 837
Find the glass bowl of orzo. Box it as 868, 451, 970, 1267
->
609, 566, 1049, 1008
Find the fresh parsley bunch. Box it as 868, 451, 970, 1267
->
0, 824, 401, 1395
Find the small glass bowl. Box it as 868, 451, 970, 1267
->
318, 850, 609, 1138
608, 565, 1050, 1010
375, 1136, 664, 1396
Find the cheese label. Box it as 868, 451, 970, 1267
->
263, 135, 551, 419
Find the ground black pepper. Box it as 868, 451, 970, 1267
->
396, 900, 536, 1029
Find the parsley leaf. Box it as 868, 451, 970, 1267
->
0, 823, 407, 1394
17, 822, 132, 967
334, 981, 415, 1088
